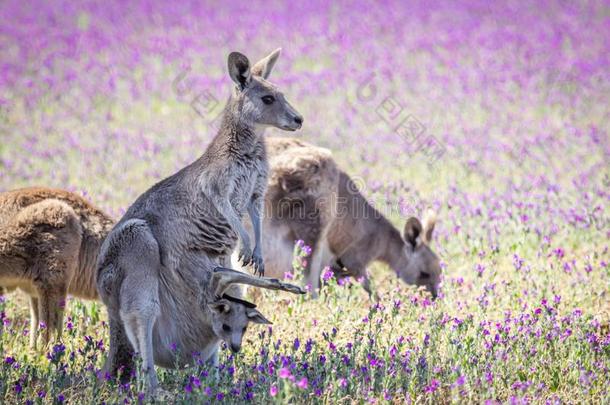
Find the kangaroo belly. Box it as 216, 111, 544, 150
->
152, 266, 220, 369
188, 204, 239, 256
189, 217, 238, 255
152, 318, 220, 369
0, 277, 37, 295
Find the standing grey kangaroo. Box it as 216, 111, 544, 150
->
96, 49, 304, 395
235, 137, 442, 298
0, 187, 114, 347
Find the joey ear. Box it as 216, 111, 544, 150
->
246, 308, 272, 325
251, 48, 281, 79
404, 217, 423, 248
208, 299, 231, 314
228, 52, 251, 89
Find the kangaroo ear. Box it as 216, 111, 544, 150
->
228, 52, 251, 89
246, 308, 272, 325
208, 299, 231, 314
280, 175, 304, 193
422, 209, 437, 243
251, 48, 281, 79
404, 217, 423, 248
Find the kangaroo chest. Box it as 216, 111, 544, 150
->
228, 150, 268, 215
185, 143, 268, 257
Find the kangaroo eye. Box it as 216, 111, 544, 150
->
222, 324, 231, 332
420, 272, 431, 280
242, 326, 247, 333
261, 95, 275, 105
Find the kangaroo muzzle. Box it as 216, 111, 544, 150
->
280, 103, 303, 131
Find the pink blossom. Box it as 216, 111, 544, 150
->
278, 367, 292, 379
296, 377, 308, 389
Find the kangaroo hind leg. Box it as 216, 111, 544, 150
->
115, 221, 161, 395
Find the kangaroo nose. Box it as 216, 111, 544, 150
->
294, 116, 303, 125
230, 343, 241, 353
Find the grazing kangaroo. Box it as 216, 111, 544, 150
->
236, 137, 442, 298
96, 49, 304, 395
0, 187, 113, 347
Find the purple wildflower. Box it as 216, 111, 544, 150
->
424, 379, 440, 393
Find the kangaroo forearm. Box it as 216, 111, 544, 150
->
248, 199, 263, 250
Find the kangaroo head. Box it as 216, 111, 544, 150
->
397, 211, 442, 298
227, 48, 303, 131
208, 295, 271, 353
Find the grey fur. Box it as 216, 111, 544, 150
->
96, 49, 304, 395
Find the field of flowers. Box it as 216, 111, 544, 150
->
1, 0, 609, 403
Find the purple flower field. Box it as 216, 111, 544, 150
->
0, 0, 609, 403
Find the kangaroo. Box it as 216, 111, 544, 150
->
236, 137, 442, 298
96, 49, 304, 395
0, 187, 114, 347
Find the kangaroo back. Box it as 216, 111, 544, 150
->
0, 187, 114, 347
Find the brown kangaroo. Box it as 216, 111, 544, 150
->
236, 137, 442, 298
0, 187, 113, 347
248, 137, 339, 290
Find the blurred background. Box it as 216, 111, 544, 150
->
0, 0, 608, 298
